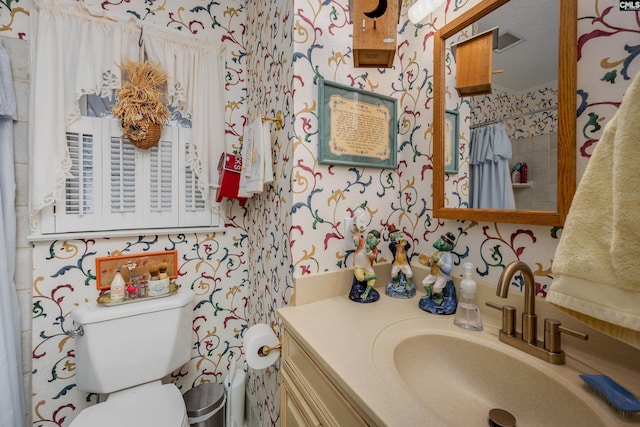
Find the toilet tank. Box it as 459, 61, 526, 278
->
71, 289, 194, 394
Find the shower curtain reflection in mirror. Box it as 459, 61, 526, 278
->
469, 124, 516, 209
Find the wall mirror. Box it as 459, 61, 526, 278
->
432, 0, 576, 226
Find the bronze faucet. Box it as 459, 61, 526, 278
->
487, 261, 588, 365
496, 261, 537, 344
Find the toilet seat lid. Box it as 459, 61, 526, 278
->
70, 384, 187, 427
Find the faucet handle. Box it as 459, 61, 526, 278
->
485, 301, 503, 311
544, 319, 589, 353
485, 302, 517, 336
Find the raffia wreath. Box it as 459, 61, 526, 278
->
112, 60, 171, 149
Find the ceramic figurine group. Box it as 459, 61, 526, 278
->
349, 223, 457, 314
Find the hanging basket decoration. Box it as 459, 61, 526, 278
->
123, 118, 163, 150
113, 60, 171, 149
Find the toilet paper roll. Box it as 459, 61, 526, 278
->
244, 323, 280, 369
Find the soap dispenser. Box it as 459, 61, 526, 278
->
454, 262, 483, 331
110, 267, 126, 302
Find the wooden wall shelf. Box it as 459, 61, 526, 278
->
454, 29, 496, 96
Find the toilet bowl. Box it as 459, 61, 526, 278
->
68, 288, 195, 427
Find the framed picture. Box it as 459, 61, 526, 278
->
318, 78, 397, 169
444, 109, 459, 174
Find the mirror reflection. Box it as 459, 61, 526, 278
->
433, 0, 576, 226
446, 0, 558, 210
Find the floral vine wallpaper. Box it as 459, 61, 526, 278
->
0, 0, 636, 426
470, 85, 558, 139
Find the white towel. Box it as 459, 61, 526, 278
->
546, 71, 640, 349
237, 119, 253, 198
261, 119, 273, 187
239, 117, 273, 196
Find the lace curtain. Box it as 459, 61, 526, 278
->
143, 27, 226, 201
29, 0, 224, 227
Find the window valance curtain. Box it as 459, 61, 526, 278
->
143, 27, 226, 202
29, 1, 139, 226
29, 0, 224, 228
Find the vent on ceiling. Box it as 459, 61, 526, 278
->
494, 32, 523, 53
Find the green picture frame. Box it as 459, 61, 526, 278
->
444, 109, 459, 174
318, 78, 397, 169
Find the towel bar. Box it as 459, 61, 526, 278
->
261, 111, 283, 131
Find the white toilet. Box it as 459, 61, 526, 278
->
69, 288, 195, 427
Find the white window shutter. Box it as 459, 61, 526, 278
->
144, 126, 180, 228
183, 145, 205, 211
38, 117, 224, 235
66, 131, 92, 215
179, 127, 218, 227
109, 135, 136, 213
102, 119, 140, 229
150, 139, 174, 211
45, 118, 103, 233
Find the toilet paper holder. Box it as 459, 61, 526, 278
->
258, 342, 281, 357
257, 323, 281, 357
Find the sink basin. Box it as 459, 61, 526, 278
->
373, 318, 614, 427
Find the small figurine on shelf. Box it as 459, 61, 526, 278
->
349, 225, 381, 303
385, 224, 416, 299
418, 232, 458, 314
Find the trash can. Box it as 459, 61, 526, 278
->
183, 383, 226, 427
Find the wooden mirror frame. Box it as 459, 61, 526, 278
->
433, 0, 577, 226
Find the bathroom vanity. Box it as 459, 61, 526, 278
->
280, 327, 373, 426
278, 266, 640, 426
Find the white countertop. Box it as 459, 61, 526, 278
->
279, 292, 439, 426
